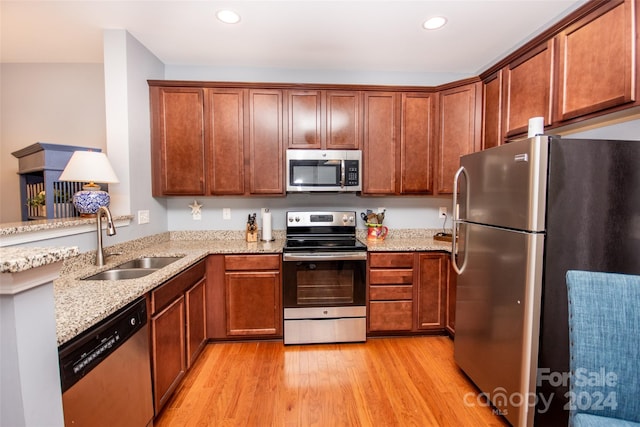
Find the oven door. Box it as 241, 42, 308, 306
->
282, 252, 366, 308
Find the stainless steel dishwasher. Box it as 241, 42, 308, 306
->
58, 297, 154, 427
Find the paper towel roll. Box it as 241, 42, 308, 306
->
262, 211, 272, 241
528, 117, 544, 137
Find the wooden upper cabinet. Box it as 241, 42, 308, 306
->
248, 89, 284, 195
555, 0, 636, 122
325, 91, 361, 149
400, 93, 434, 194
362, 92, 398, 195
150, 87, 205, 196
435, 82, 482, 194
205, 88, 245, 195
286, 90, 322, 149
502, 40, 554, 137
286, 90, 361, 149
482, 70, 503, 149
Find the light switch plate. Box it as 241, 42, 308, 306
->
138, 210, 150, 224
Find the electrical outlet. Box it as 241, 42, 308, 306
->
138, 210, 150, 224
439, 207, 447, 218
223, 208, 231, 220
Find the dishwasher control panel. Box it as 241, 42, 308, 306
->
58, 297, 147, 392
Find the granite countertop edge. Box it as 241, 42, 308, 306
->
0, 246, 80, 273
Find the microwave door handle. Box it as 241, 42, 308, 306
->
340, 159, 346, 188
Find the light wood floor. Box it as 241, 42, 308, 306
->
155, 336, 509, 427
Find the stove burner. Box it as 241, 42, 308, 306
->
284, 210, 366, 253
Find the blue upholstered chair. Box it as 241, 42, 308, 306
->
566, 270, 640, 427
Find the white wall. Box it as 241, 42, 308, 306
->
167, 194, 454, 232
101, 29, 168, 246
0, 63, 107, 223
0, 31, 168, 251
562, 118, 640, 140
165, 64, 468, 86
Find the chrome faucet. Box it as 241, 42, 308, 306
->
95, 206, 116, 266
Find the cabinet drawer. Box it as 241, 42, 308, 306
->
370, 285, 413, 301
369, 269, 413, 285
224, 254, 280, 271
369, 301, 413, 331
369, 252, 413, 268
151, 260, 206, 314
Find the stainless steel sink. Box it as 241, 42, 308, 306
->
82, 256, 183, 280
114, 257, 183, 270
83, 268, 158, 281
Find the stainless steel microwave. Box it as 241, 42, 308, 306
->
286, 150, 362, 192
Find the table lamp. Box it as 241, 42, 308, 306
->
58, 151, 119, 217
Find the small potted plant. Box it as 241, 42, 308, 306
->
27, 190, 47, 217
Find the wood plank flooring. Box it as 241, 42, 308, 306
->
155, 336, 509, 427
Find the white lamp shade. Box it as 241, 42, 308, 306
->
58, 151, 119, 184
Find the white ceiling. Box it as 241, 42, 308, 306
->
2, 0, 587, 76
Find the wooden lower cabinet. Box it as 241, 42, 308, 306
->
151, 296, 185, 412
149, 260, 206, 415
445, 258, 457, 336
416, 253, 446, 331
185, 278, 207, 366
207, 254, 282, 339
368, 251, 449, 335
226, 270, 281, 336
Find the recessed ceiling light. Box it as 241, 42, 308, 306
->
422, 16, 447, 30
217, 10, 241, 24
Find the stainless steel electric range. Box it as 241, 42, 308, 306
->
282, 211, 367, 345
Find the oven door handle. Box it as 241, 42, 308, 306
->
283, 252, 367, 262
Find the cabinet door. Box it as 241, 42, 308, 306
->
503, 40, 554, 137
362, 92, 398, 194
435, 83, 482, 194
248, 89, 284, 195
286, 90, 322, 149
186, 278, 207, 367
150, 87, 205, 196
482, 70, 503, 149
555, 0, 635, 121
369, 301, 413, 331
416, 253, 446, 330
225, 271, 282, 336
151, 296, 186, 413
205, 88, 245, 195
445, 258, 457, 336
400, 93, 434, 194
326, 91, 361, 149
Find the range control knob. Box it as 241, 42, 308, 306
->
288, 217, 294, 223
295, 216, 300, 222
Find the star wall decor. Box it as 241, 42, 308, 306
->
189, 200, 202, 215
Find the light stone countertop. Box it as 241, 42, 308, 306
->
54, 233, 284, 346
0, 246, 79, 273
0, 215, 134, 236
18, 228, 452, 346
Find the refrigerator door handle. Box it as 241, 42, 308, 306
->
452, 166, 469, 275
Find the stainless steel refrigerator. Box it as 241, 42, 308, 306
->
451, 135, 640, 427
